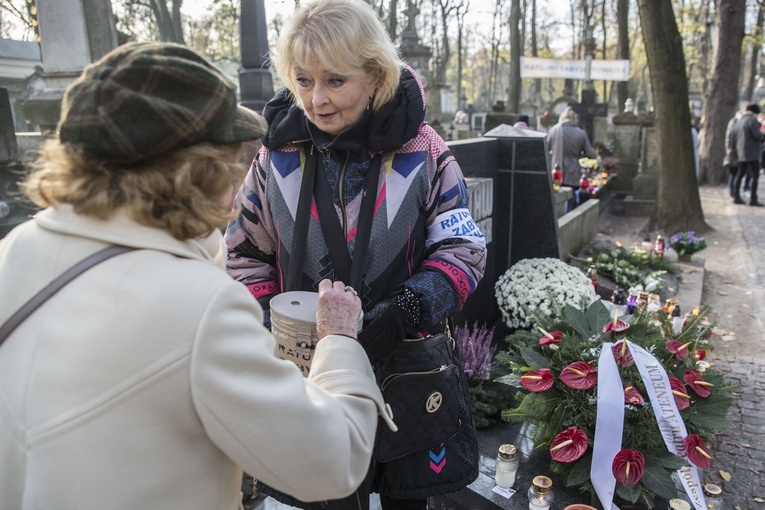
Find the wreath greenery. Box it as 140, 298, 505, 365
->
495, 300, 736, 507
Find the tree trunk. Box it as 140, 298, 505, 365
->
171, 0, 184, 44
745, 1, 764, 102
636, 0, 707, 233
616, 0, 629, 111
531, 0, 540, 107
601, 0, 607, 102
437, 0, 453, 84
150, 0, 184, 43
697, 0, 746, 185
386, 0, 397, 40
508, 0, 521, 112
456, 1, 468, 105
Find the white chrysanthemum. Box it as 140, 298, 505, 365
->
494, 258, 598, 330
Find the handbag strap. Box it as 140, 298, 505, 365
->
287, 144, 382, 294
0, 245, 136, 347
285, 145, 318, 292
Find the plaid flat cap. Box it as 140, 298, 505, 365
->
58, 41, 268, 166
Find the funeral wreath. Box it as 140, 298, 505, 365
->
494, 298, 735, 508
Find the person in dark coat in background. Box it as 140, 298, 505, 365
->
733, 103, 763, 206
547, 106, 597, 188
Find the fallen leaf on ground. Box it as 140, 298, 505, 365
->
711, 327, 731, 336
717, 290, 730, 296
742, 303, 750, 308
754, 498, 764, 503
720, 470, 732, 481
722, 334, 736, 342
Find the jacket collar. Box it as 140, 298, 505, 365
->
34, 205, 226, 268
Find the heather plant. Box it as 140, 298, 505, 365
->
454, 321, 496, 387
454, 321, 516, 428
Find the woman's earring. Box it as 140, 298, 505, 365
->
367, 96, 373, 111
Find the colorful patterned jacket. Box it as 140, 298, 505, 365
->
225, 67, 486, 332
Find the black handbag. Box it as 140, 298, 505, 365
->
372, 325, 479, 499
374, 332, 462, 462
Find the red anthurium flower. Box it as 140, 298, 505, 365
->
695, 349, 708, 361
668, 374, 691, 411
602, 318, 629, 333
550, 427, 589, 463
684, 370, 713, 398
684, 434, 712, 469
666, 339, 691, 361
623, 384, 644, 405
520, 368, 554, 392
612, 449, 645, 486
612, 341, 635, 367
538, 327, 564, 346
559, 361, 597, 390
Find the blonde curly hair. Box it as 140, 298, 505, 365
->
22, 140, 249, 240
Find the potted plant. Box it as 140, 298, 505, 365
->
668, 231, 707, 262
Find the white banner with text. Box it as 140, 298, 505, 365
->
520, 57, 630, 81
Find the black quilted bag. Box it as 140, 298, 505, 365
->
372, 331, 479, 499
374, 333, 461, 462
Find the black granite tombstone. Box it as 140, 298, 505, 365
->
478, 125, 561, 270
0, 88, 18, 165
447, 131, 561, 336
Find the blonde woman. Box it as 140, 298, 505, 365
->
225, 0, 486, 508
0, 42, 393, 510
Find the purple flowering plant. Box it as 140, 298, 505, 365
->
668, 231, 708, 257
454, 321, 516, 428
454, 322, 496, 386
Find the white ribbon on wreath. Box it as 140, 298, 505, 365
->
591, 341, 708, 510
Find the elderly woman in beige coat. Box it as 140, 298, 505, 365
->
0, 42, 393, 510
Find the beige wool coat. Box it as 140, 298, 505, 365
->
0, 205, 392, 510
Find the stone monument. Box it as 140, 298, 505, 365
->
239, 0, 274, 113
611, 106, 654, 194
22, 0, 118, 132
621, 115, 659, 216
399, 0, 444, 137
